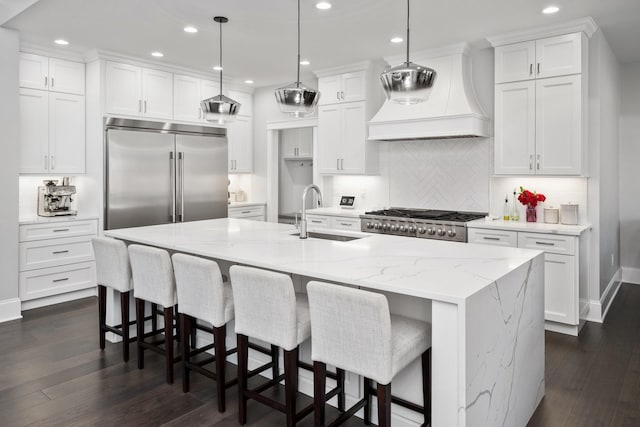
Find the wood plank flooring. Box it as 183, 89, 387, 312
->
1, 284, 640, 426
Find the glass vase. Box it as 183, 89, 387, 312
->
526, 205, 537, 222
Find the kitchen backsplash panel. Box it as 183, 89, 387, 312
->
19, 176, 96, 218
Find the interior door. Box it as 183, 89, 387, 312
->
176, 134, 228, 222
106, 130, 174, 229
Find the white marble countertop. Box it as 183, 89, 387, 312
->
105, 218, 542, 304
19, 214, 100, 225
228, 202, 265, 208
305, 207, 366, 217
468, 218, 591, 236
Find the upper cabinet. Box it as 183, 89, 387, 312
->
318, 70, 366, 105
494, 33, 584, 84
20, 53, 85, 95
105, 61, 172, 120
281, 127, 313, 159
173, 75, 223, 122
227, 116, 252, 173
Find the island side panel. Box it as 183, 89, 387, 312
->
463, 253, 545, 427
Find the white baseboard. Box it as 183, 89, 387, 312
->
0, 298, 22, 323
21, 287, 97, 311
622, 267, 640, 285
586, 268, 622, 323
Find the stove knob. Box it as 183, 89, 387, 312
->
447, 229, 457, 237
408, 226, 415, 233
437, 229, 445, 236
374, 223, 381, 230
418, 227, 426, 234
382, 224, 390, 231
399, 225, 406, 232
390, 225, 397, 231
366, 222, 372, 229
427, 228, 436, 235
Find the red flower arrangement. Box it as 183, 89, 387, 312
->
517, 186, 546, 208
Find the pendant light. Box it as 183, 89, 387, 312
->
380, 0, 436, 105
201, 16, 241, 124
274, 0, 320, 117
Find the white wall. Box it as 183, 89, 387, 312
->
619, 61, 640, 281
0, 27, 20, 316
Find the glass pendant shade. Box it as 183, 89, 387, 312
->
380, 0, 436, 104
274, 0, 320, 117
202, 16, 240, 124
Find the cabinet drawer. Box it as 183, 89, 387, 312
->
20, 236, 95, 271
330, 217, 360, 231
20, 220, 98, 242
228, 205, 265, 219
468, 229, 518, 247
518, 232, 574, 255
305, 215, 330, 229
19, 261, 96, 301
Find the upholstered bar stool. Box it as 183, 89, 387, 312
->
172, 253, 237, 412
307, 281, 432, 427
128, 244, 179, 384
230, 265, 345, 427
92, 237, 135, 362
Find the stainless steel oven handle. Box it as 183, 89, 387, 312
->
170, 152, 176, 222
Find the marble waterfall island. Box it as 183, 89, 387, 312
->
105, 218, 545, 427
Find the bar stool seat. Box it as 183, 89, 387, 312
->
307, 281, 432, 427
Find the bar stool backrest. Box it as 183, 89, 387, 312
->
307, 281, 394, 384
128, 244, 176, 308
91, 237, 132, 293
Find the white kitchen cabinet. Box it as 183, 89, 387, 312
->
19, 53, 85, 95
228, 90, 253, 116
542, 253, 576, 324
228, 205, 265, 221
467, 228, 518, 247
200, 79, 219, 100
19, 88, 85, 174
330, 216, 360, 231
304, 214, 330, 229
173, 74, 202, 122
494, 33, 583, 84
105, 61, 172, 120
318, 70, 366, 105
282, 127, 313, 159
228, 116, 253, 173
318, 104, 340, 173
318, 102, 367, 174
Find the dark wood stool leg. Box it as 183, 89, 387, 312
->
190, 321, 197, 350
214, 324, 227, 412
271, 344, 279, 380
422, 348, 431, 427
135, 298, 145, 369
180, 313, 191, 393
337, 368, 346, 412
284, 347, 299, 427
363, 377, 373, 425
377, 383, 392, 427
313, 361, 327, 427
120, 291, 130, 362
174, 305, 180, 343
237, 334, 249, 425
98, 284, 106, 350
164, 306, 174, 384
151, 303, 158, 334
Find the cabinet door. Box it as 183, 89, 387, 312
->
318, 75, 341, 105
544, 253, 577, 324
494, 81, 536, 175
318, 104, 340, 173
494, 41, 535, 84
48, 58, 85, 95
227, 90, 253, 116
49, 92, 85, 174
536, 33, 583, 79
341, 71, 366, 102
280, 128, 299, 158
339, 102, 366, 174
19, 53, 48, 90
228, 116, 252, 173
105, 61, 142, 116
297, 127, 313, 157
19, 88, 49, 173
142, 68, 173, 119
200, 79, 219, 99
535, 75, 582, 175
173, 74, 202, 122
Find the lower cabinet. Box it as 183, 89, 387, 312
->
19, 219, 98, 306
228, 205, 265, 221
305, 214, 360, 231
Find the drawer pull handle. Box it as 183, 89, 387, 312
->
535, 241, 555, 246
483, 237, 500, 241
52, 277, 69, 283
311, 220, 322, 223
52, 250, 69, 254
241, 211, 252, 214
53, 229, 70, 232
340, 223, 352, 226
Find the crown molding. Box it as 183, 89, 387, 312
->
313, 61, 372, 78
487, 17, 598, 47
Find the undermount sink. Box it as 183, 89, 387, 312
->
290, 231, 363, 242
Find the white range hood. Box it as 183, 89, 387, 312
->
369, 44, 489, 141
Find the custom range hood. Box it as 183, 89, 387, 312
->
369, 44, 489, 141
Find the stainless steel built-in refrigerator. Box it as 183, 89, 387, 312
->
104, 118, 228, 230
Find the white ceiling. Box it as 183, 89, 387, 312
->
4, 0, 640, 87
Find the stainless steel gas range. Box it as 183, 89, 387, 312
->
360, 208, 487, 243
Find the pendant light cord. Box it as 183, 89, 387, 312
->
296, 0, 301, 88
406, 0, 410, 64
219, 19, 223, 95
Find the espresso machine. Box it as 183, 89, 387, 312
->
38, 177, 78, 217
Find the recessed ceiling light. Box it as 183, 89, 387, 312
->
316, 2, 332, 10
300, 60, 310, 66
244, 80, 255, 84
151, 51, 164, 57
542, 6, 559, 14
184, 26, 198, 33
213, 65, 223, 71
54, 39, 69, 45
390, 37, 403, 43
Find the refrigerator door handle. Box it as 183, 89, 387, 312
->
179, 152, 185, 221
170, 152, 176, 222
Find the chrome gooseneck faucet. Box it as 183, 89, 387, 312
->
299, 184, 323, 239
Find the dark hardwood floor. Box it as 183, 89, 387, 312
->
1, 285, 639, 427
